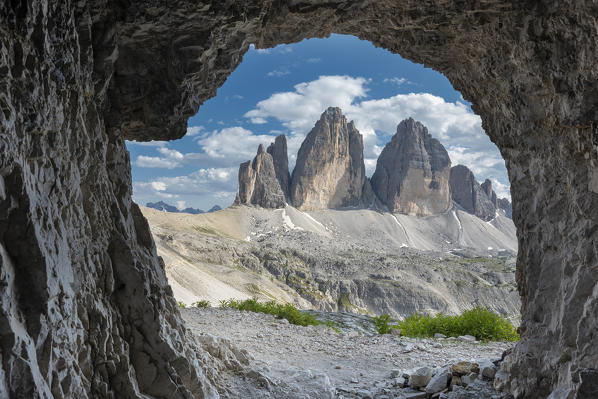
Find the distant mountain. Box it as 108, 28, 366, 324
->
233, 107, 512, 221
145, 201, 222, 215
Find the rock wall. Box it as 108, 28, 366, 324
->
267, 135, 291, 202
291, 107, 369, 210
234, 144, 286, 208
2, 0, 598, 398
371, 118, 452, 216
450, 165, 497, 221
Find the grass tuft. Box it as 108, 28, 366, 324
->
192, 300, 210, 308
375, 307, 518, 342
220, 298, 325, 327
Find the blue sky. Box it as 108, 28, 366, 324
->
127, 34, 509, 211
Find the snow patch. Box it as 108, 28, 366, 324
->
281, 209, 303, 231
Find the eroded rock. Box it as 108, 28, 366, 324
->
371, 118, 451, 216
450, 165, 497, 221
291, 107, 370, 210
235, 144, 286, 208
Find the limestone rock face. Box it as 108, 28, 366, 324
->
371, 118, 451, 216
267, 135, 291, 202
450, 165, 497, 221
497, 198, 512, 219
290, 107, 368, 210
481, 179, 498, 207
235, 144, 286, 208
3, 0, 598, 397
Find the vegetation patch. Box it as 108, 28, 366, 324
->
375, 307, 519, 342
220, 298, 335, 328
192, 300, 210, 308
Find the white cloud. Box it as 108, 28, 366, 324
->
186, 126, 203, 136
135, 154, 181, 169
383, 77, 409, 86
134, 167, 238, 199
278, 46, 293, 54
306, 57, 321, 63
196, 126, 276, 162
267, 69, 290, 77
232, 94, 244, 100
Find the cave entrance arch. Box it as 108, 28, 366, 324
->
3, 1, 597, 398
112, 3, 598, 398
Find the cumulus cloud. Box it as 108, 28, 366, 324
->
196, 126, 277, 162
306, 57, 321, 63
186, 126, 204, 136
126, 140, 169, 147
134, 167, 238, 201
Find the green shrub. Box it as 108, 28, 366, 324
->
397, 307, 518, 342
177, 301, 186, 308
373, 314, 396, 334
192, 300, 210, 308
220, 298, 325, 327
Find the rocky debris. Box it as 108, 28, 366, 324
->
458, 335, 478, 343
145, 205, 520, 321
267, 134, 292, 202
291, 107, 370, 210
450, 165, 497, 221
183, 308, 513, 398
234, 144, 286, 208
371, 118, 452, 216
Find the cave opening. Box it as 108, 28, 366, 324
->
3, 2, 597, 398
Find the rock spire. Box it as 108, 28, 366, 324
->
371, 118, 452, 216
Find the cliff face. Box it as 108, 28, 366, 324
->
290, 108, 369, 210
371, 118, 452, 216
449, 165, 497, 221
234, 144, 286, 208
267, 134, 291, 202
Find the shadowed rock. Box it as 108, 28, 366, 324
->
267, 134, 291, 202
235, 144, 286, 208
371, 118, 451, 216
450, 165, 497, 221
291, 107, 369, 210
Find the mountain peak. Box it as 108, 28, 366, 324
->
371, 118, 451, 216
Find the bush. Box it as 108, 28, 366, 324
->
177, 301, 186, 308
373, 314, 396, 334
220, 298, 323, 327
397, 307, 518, 342
192, 300, 210, 308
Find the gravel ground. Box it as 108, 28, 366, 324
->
182, 308, 514, 398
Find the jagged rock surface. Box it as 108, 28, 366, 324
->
450, 165, 497, 221
481, 179, 499, 208
234, 144, 286, 208
267, 134, 291, 202
497, 198, 512, 219
2, 1, 598, 398
291, 107, 369, 210
371, 118, 452, 216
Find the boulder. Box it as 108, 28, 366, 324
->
426, 369, 451, 394
409, 366, 434, 388
291, 107, 369, 210
371, 118, 451, 216
451, 361, 480, 376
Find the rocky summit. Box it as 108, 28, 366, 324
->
450, 165, 500, 221
291, 107, 371, 210
371, 117, 452, 216
267, 134, 292, 202
234, 144, 286, 208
